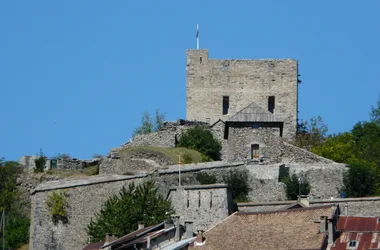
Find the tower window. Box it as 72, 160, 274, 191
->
268, 96, 275, 113
187, 191, 189, 208
223, 96, 229, 115
198, 191, 201, 207
200, 57, 202, 64
251, 144, 260, 159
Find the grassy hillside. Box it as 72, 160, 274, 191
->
119, 146, 208, 164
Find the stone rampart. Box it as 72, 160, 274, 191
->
29, 161, 346, 250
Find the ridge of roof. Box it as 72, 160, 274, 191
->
226, 102, 282, 123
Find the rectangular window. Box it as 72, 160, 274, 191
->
251, 144, 260, 159
223, 96, 229, 115
198, 191, 201, 207
268, 96, 275, 113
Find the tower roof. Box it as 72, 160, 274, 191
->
226, 102, 282, 123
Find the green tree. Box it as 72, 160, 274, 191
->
34, 149, 46, 173
132, 109, 166, 137
177, 126, 222, 160
87, 180, 174, 242
223, 169, 251, 202
370, 95, 380, 125
283, 174, 311, 200
351, 121, 380, 166
311, 132, 359, 164
294, 115, 328, 150
342, 163, 377, 197
0, 159, 30, 249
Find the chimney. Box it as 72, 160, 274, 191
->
165, 218, 174, 229
138, 222, 145, 230
327, 219, 336, 245
194, 230, 205, 246
299, 195, 309, 207
105, 233, 113, 244
147, 235, 151, 249
344, 203, 348, 216
319, 216, 327, 233
184, 221, 194, 239
172, 215, 181, 241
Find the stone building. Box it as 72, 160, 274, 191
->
186, 49, 299, 140
167, 184, 233, 231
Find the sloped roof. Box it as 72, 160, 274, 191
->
336, 216, 380, 232
226, 102, 282, 123
330, 232, 380, 250
195, 206, 337, 250
330, 216, 380, 250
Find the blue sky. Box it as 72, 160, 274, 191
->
1, 1, 380, 161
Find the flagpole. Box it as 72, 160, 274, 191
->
196, 24, 199, 49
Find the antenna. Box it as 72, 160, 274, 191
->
196, 24, 199, 49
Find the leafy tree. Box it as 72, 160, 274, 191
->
351, 121, 380, 166
0, 160, 22, 211
370, 95, 380, 125
177, 126, 222, 160
0, 210, 30, 250
132, 109, 166, 137
311, 132, 359, 164
87, 180, 174, 242
283, 174, 311, 200
0, 159, 30, 249
294, 115, 328, 150
342, 163, 377, 197
34, 149, 46, 173
223, 169, 251, 202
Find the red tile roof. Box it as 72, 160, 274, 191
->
337, 216, 380, 232
192, 205, 337, 250
331, 216, 380, 250
330, 232, 380, 250
82, 241, 105, 250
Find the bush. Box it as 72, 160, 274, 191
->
182, 153, 193, 164
342, 163, 376, 197
223, 169, 251, 202
46, 191, 69, 224
0, 212, 30, 249
283, 174, 311, 200
34, 149, 46, 173
177, 126, 222, 160
87, 180, 174, 242
196, 172, 217, 185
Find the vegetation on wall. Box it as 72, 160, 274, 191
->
177, 126, 222, 161
46, 190, 69, 224
87, 180, 174, 242
34, 149, 46, 173
282, 174, 311, 200
222, 169, 251, 202
196, 172, 217, 185
132, 109, 166, 137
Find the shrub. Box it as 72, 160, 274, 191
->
87, 180, 174, 242
283, 174, 311, 200
342, 163, 376, 197
46, 191, 69, 224
34, 149, 46, 173
177, 126, 221, 160
182, 153, 193, 164
223, 169, 251, 202
196, 172, 217, 185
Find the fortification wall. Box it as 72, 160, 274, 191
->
29, 161, 346, 250
186, 49, 298, 139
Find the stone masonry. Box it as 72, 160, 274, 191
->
186, 49, 299, 139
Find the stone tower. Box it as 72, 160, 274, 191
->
186, 49, 299, 139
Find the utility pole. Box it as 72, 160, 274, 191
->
178, 155, 181, 186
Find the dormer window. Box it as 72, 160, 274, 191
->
347, 240, 358, 249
